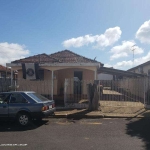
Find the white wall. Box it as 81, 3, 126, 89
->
98, 73, 113, 80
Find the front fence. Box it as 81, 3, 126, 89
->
16, 79, 52, 99
64, 79, 93, 108
1, 77, 150, 108
99, 78, 145, 107
64, 77, 150, 108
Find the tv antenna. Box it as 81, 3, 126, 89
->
131, 45, 136, 66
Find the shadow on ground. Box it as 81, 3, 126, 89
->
0, 120, 49, 132
126, 117, 150, 150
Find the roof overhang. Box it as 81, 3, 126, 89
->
98, 67, 146, 77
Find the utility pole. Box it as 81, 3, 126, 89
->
131, 45, 136, 67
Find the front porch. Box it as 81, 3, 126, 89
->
14, 66, 96, 106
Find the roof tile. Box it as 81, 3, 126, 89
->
0, 65, 10, 72
11, 53, 59, 63
11, 50, 101, 64
49, 50, 99, 63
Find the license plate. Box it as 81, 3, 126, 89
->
49, 105, 52, 109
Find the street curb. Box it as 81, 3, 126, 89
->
53, 107, 150, 119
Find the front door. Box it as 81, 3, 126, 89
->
74, 71, 82, 94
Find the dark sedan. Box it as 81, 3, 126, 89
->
0, 91, 55, 126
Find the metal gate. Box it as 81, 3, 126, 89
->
98, 78, 145, 107
64, 77, 150, 108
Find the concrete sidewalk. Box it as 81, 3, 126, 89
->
51, 107, 150, 119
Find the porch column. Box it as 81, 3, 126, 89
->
94, 70, 97, 80
11, 68, 13, 86
51, 70, 54, 100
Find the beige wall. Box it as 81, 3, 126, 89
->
16, 67, 95, 95
17, 69, 57, 95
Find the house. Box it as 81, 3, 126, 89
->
98, 67, 145, 79
6, 50, 103, 102
0, 65, 10, 78
0, 65, 11, 92
128, 61, 150, 75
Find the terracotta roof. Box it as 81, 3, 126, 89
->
11, 50, 102, 64
0, 65, 10, 72
49, 50, 100, 63
11, 53, 59, 63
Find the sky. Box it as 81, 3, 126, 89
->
0, 0, 150, 70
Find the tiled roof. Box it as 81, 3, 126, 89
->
0, 65, 6, 71
11, 50, 102, 64
0, 65, 10, 72
11, 53, 59, 63
49, 50, 100, 63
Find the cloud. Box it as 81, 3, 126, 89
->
0, 42, 29, 66
62, 27, 122, 48
113, 51, 150, 69
136, 20, 150, 43
110, 41, 144, 60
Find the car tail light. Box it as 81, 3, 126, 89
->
42, 106, 49, 111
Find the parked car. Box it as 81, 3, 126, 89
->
0, 91, 55, 126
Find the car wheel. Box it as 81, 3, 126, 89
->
17, 113, 30, 126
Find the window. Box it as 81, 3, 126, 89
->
10, 93, 28, 104
27, 93, 48, 102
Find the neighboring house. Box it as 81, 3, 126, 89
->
128, 61, 150, 75
0, 65, 10, 78
98, 67, 145, 79
6, 50, 103, 99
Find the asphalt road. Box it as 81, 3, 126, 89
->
0, 118, 150, 150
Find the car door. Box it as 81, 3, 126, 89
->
0, 93, 10, 118
8, 93, 29, 118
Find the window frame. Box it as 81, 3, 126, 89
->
9, 93, 29, 104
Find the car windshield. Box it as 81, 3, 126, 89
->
27, 93, 49, 102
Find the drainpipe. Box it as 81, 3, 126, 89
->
51, 70, 54, 100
